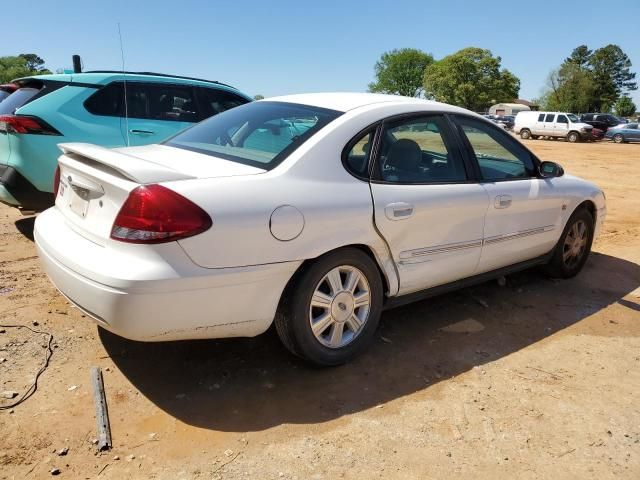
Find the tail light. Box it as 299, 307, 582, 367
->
53, 166, 61, 197
0, 115, 61, 135
111, 184, 212, 244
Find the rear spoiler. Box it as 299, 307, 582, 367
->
58, 143, 195, 184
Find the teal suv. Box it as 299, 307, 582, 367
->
0, 71, 251, 211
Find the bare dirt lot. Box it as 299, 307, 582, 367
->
1, 139, 639, 479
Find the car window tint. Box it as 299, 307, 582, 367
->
557, 115, 568, 123
166, 101, 341, 170
344, 128, 374, 178
84, 82, 124, 116
0, 88, 40, 114
198, 88, 249, 119
538, 113, 545, 122
128, 83, 198, 122
456, 116, 535, 181
377, 116, 466, 183
86, 82, 199, 122
545, 114, 555, 122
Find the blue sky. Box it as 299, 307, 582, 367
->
6, 0, 640, 107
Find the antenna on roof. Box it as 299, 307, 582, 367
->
117, 23, 130, 147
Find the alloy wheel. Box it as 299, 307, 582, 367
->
309, 265, 371, 349
562, 220, 588, 268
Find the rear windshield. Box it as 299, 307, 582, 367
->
165, 101, 342, 170
0, 88, 40, 114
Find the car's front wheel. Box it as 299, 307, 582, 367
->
567, 131, 580, 143
520, 129, 531, 140
544, 208, 594, 278
275, 248, 383, 366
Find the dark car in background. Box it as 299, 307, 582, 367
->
581, 113, 624, 132
495, 115, 515, 131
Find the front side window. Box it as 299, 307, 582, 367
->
375, 115, 467, 183
166, 101, 341, 170
545, 114, 555, 122
567, 114, 580, 122
557, 115, 568, 124
455, 116, 536, 181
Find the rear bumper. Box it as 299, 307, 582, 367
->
0, 165, 54, 210
35, 207, 301, 341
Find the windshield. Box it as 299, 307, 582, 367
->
567, 114, 580, 122
0, 88, 40, 114
166, 101, 342, 170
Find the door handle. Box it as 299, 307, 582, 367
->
384, 202, 414, 221
129, 129, 154, 135
494, 195, 512, 209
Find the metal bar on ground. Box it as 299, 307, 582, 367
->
91, 366, 112, 451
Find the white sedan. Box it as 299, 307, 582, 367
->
35, 93, 606, 366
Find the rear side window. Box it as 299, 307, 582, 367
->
545, 114, 555, 122
197, 88, 249, 119
84, 82, 123, 116
376, 115, 467, 184
557, 115, 568, 123
0, 88, 40, 114
85, 82, 200, 122
344, 127, 375, 178
538, 113, 545, 121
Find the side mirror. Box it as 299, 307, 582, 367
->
539, 161, 564, 178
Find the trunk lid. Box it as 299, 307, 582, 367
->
54, 143, 263, 246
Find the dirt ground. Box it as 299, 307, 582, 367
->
1, 138, 639, 479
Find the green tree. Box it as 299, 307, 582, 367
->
0, 54, 51, 83
589, 44, 637, 111
544, 63, 596, 113
565, 45, 592, 68
368, 48, 434, 97
423, 47, 520, 111
19, 54, 47, 72
615, 96, 636, 118
253, 94, 264, 100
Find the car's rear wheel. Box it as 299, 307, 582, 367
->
520, 129, 531, 140
544, 208, 594, 278
567, 131, 580, 143
613, 133, 625, 143
275, 248, 383, 366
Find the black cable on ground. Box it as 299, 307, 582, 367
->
0, 324, 53, 410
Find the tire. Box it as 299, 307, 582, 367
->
544, 208, 594, 279
274, 248, 384, 366
520, 129, 531, 140
567, 131, 580, 143
613, 133, 625, 144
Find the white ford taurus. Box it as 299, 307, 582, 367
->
35, 93, 606, 365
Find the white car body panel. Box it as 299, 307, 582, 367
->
35, 93, 606, 342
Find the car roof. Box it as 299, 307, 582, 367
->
265, 92, 471, 114
11, 72, 248, 96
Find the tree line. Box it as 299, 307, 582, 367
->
0, 54, 50, 83
2, 48, 637, 117
369, 46, 637, 116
